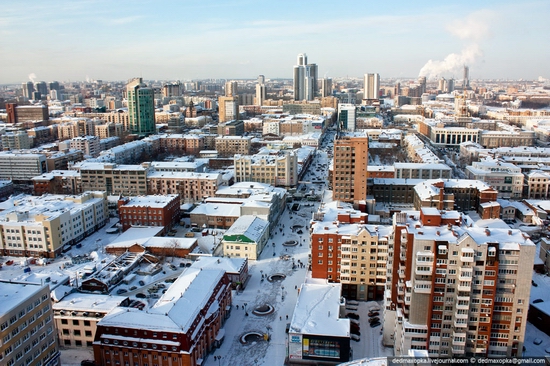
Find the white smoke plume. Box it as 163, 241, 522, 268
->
418, 10, 493, 79
419, 44, 481, 79
28, 73, 37, 83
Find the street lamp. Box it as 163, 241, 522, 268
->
244, 302, 248, 316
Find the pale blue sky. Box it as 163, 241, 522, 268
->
1, 0, 548, 83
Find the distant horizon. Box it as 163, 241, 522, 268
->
1, 1, 548, 84
1, 75, 545, 88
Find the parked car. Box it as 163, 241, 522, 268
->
150, 294, 159, 299
533, 299, 544, 303
370, 321, 381, 328
157, 283, 166, 289
116, 288, 127, 295
368, 317, 380, 324
351, 328, 360, 336
136, 293, 147, 299
346, 313, 360, 320
129, 286, 137, 291
351, 334, 360, 342
368, 311, 379, 317
139, 280, 145, 286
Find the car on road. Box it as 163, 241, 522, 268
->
136, 293, 147, 299
370, 321, 381, 328
368, 311, 379, 317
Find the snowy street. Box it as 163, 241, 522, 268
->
208, 204, 314, 366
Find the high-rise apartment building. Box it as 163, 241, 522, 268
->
463, 66, 470, 89
224, 80, 238, 97
35, 81, 48, 97
162, 82, 181, 97
384, 209, 535, 358
126, 77, 156, 137
255, 83, 266, 106
21, 81, 34, 100
338, 104, 356, 131
320, 77, 333, 97
218, 96, 239, 122
332, 134, 369, 203
363, 73, 380, 100
48, 81, 60, 91
310, 204, 391, 300
293, 53, 318, 101
0, 281, 60, 366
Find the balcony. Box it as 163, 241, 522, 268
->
454, 320, 468, 328
460, 255, 474, 263
452, 346, 466, 354
414, 266, 433, 276
454, 312, 468, 320
458, 283, 471, 292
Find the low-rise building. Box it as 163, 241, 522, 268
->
70, 135, 101, 158
0, 281, 60, 366
215, 136, 251, 157
147, 171, 221, 204
76, 162, 149, 196
0, 151, 47, 183
234, 151, 298, 188
465, 159, 524, 199
118, 194, 180, 233
33, 170, 82, 195
93, 267, 231, 366
53, 292, 128, 348
0, 191, 109, 258
288, 282, 351, 365
222, 215, 269, 260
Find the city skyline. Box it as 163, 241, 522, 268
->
0, 0, 549, 83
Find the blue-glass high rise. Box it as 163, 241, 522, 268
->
127, 77, 155, 137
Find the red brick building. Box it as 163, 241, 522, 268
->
93, 267, 231, 366
118, 194, 180, 233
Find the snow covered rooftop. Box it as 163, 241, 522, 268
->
106, 226, 164, 248
224, 215, 269, 243
0, 281, 46, 316
120, 194, 179, 208
53, 292, 127, 312
191, 203, 241, 217
290, 282, 350, 337
99, 268, 225, 333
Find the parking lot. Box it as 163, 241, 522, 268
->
345, 300, 394, 360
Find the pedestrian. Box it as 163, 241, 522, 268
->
236, 304, 239, 309
280, 316, 282, 321
286, 315, 289, 320
295, 285, 297, 289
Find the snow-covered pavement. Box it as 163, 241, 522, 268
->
208, 203, 315, 366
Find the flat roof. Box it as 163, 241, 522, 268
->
290, 282, 350, 337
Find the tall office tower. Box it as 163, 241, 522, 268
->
418, 76, 427, 95
49, 81, 60, 91
293, 53, 318, 101
225, 80, 238, 97
363, 73, 380, 100
126, 77, 156, 137
22, 81, 34, 99
338, 103, 356, 131
163, 82, 181, 97
384, 209, 535, 358
320, 77, 332, 97
257, 75, 265, 84
255, 83, 266, 106
463, 66, 470, 89
218, 96, 239, 122
332, 134, 369, 203
447, 78, 455, 93
394, 82, 401, 97
438, 77, 446, 92
50, 90, 58, 100
35, 81, 47, 96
